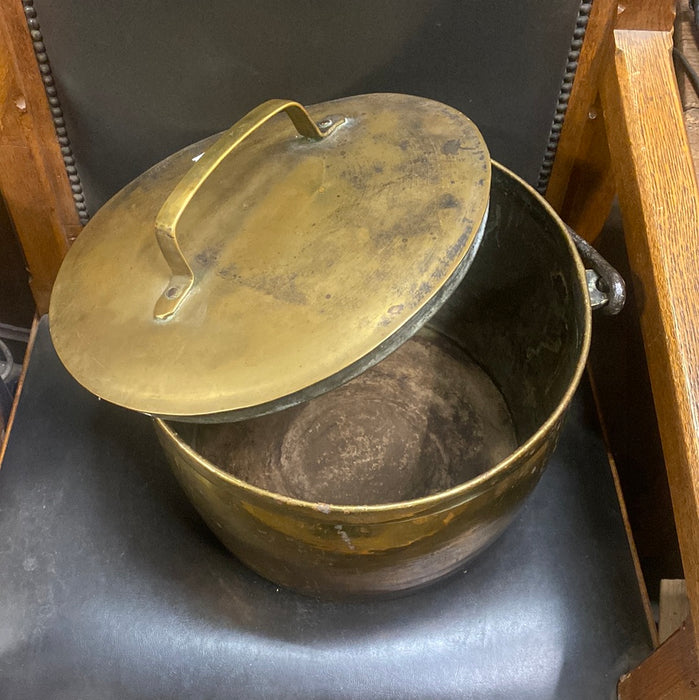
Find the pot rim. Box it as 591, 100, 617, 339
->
155, 160, 592, 514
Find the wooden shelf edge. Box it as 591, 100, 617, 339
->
587, 366, 660, 649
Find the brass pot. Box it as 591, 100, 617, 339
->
50, 95, 624, 598
153, 162, 616, 597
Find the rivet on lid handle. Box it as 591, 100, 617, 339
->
154, 99, 345, 320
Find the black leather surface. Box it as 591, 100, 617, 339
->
33, 0, 581, 212
0, 319, 652, 698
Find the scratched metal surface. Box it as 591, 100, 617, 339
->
0, 319, 652, 698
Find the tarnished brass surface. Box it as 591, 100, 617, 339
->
153, 100, 343, 320
154, 163, 593, 597
49, 94, 490, 420
157, 416, 557, 596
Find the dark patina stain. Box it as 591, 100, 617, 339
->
439, 193, 459, 209
194, 241, 224, 268
217, 265, 307, 305
341, 170, 365, 190
442, 139, 461, 155
217, 264, 239, 280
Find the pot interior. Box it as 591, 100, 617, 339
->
190, 329, 517, 505
168, 164, 588, 506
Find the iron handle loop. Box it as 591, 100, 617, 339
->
153, 99, 342, 320
566, 225, 626, 315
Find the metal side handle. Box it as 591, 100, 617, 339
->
566, 225, 626, 315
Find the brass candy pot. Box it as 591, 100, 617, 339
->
49, 94, 625, 597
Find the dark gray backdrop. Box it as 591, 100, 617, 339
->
33, 0, 582, 214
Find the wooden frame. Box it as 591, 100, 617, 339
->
0, 1, 81, 314
547, 0, 699, 693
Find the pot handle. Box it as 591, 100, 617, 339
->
153, 99, 344, 320
566, 225, 626, 315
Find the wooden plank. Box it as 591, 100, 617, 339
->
552, 98, 614, 242
614, 0, 676, 31
600, 27, 699, 653
618, 618, 699, 699
545, 0, 677, 242
594, 400, 660, 648
660, 579, 691, 645
545, 0, 617, 219
0, 1, 81, 313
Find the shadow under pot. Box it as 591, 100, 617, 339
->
155, 162, 602, 598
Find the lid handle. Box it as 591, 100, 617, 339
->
153, 99, 343, 320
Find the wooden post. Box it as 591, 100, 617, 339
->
618, 619, 699, 698
545, 0, 679, 243
547, 0, 699, 689
544, 0, 617, 242
0, 1, 81, 313
599, 24, 699, 656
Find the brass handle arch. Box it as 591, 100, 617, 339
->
153, 99, 343, 320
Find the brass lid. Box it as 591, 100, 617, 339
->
49, 93, 490, 421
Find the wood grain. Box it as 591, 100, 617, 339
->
600, 27, 699, 653
615, 0, 676, 31
660, 579, 691, 645
545, 0, 676, 242
545, 0, 617, 220
553, 98, 614, 242
0, 2, 81, 313
618, 618, 699, 699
